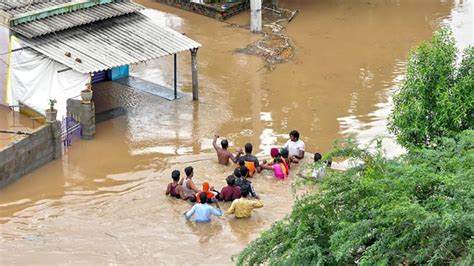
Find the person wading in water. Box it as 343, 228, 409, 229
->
179, 166, 200, 202
212, 135, 243, 165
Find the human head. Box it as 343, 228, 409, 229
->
226, 175, 235, 186
244, 143, 253, 154
238, 158, 245, 167
202, 181, 210, 192
314, 153, 322, 162
199, 192, 208, 204
233, 168, 242, 178
221, 139, 229, 149
275, 157, 283, 163
326, 159, 333, 167
270, 148, 280, 158
184, 166, 193, 178
280, 148, 289, 159
171, 170, 180, 182
289, 130, 300, 141
239, 166, 249, 178
241, 190, 249, 198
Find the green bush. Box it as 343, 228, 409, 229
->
389, 29, 474, 149
236, 131, 474, 265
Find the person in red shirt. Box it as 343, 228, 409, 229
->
219, 175, 241, 202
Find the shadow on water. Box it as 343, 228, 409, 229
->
95, 107, 127, 124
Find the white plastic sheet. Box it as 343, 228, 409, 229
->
0, 26, 9, 105
6, 36, 89, 119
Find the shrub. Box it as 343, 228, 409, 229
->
389, 29, 474, 149
237, 131, 474, 265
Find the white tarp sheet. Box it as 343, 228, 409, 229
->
0, 26, 9, 105
6, 36, 89, 119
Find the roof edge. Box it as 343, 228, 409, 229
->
11, 0, 115, 26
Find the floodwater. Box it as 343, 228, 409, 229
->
1, 0, 472, 264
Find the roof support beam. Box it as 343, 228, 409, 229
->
11, 0, 114, 26
174, 53, 178, 100
191, 48, 199, 101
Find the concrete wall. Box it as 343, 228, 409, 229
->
154, 0, 251, 20
0, 121, 62, 188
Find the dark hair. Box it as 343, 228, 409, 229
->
233, 168, 242, 178
280, 148, 289, 158
241, 189, 249, 198
199, 192, 208, 204
239, 166, 249, 177
326, 159, 333, 167
289, 130, 300, 140
275, 157, 283, 163
184, 166, 193, 177
226, 175, 235, 186
314, 153, 322, 162
238, 158, 245, 167
171, 170, 180, 181
221, 139, 229, 149
244, 143, 253, 154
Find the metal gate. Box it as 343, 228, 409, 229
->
61, 116, 81, 148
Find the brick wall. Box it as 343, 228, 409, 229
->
0, 122, 61, 188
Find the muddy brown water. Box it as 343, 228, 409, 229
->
1, 0, 472, 264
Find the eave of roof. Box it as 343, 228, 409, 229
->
11, 1, 144, 38
19, 13, 201, 74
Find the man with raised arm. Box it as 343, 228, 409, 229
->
213, 135, 243, 165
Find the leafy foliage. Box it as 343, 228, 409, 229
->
389, 29, 474, 148
237, 131, 474, 265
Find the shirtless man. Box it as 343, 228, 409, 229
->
213, 135, 243, 165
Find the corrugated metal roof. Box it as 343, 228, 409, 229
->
0, 1, 65, 12
20, 13, 201, 74
11, 1, 144, 38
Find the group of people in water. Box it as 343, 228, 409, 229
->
166, 130, 329, 223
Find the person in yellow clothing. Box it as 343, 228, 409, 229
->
227, 190, 263, 218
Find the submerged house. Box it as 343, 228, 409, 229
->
0, 0, 201, 130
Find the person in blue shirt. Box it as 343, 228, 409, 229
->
184, 192, 222, 223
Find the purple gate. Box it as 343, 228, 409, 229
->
61, 116, 81, 148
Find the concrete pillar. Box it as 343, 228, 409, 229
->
66, 99, 96, 140
174, 53, 178, 100
250, 0, 262, 33
191, 48, 199, 101
80, 102, 95, 140
51, 121, 62, 159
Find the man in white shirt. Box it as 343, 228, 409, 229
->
283, 130, 305, 163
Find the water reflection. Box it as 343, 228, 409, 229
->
338, 60, 406, 157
